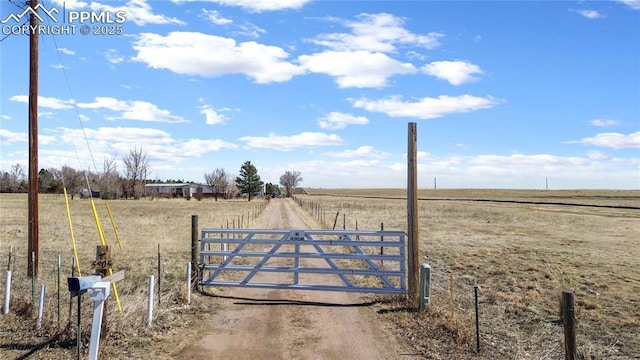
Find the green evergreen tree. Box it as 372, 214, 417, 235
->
235, 161, 263, 202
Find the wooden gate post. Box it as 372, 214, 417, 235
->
407, 122, 419, 307
562, 291, 576, 360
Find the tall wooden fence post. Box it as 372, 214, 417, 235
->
191, 215, 199, 291
562, 291, 576, 360
407, 122, 419, 307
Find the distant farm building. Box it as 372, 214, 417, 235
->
144, 183, 224, 199
79, 188, 100, 199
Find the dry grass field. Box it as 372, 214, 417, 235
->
0, 193, 270, 359
298, 189, 640, 359
1, 189, 639, 359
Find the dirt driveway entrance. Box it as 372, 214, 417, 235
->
176, 199, 417, 360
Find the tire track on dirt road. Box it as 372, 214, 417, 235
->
176, 199, 417, 360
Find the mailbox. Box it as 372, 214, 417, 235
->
67, 275, 102, 292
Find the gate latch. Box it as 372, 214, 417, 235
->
289, 230, 305, 241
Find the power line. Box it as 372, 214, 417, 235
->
1, 0, 29, 42
38, 0, 101, 196
8, 0, 27, 10
0, 19, 29, 43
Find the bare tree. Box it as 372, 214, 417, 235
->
279, 170, 303, 197
101, 156, 120, 199
62, 166, 83, 199
123, 147, 150, 199
225, 173, 237, 199
6, 163, 26, 192
204, 168, 229, 201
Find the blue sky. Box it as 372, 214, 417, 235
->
1, 0, 638, 189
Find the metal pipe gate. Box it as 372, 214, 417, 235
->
199, 229, 406, 294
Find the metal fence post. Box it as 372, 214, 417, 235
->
191, 215, 198, 290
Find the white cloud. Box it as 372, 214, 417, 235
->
403, 152, 639, 189
1, 115, 10, 120
39, 135, 57, 145
50, 0, 87, 9
52, 0, 184, 25
234, 22, 267, 38
51, 126, 238, 170
105, 49, 124, 64
576, 9, 603, 19
57, 126, 175, 146
200, 105, 229, 125
326, 146, 390, 159
417, 151, 436, 160
472, 154, 588, 167
39, 111, 57, 118
299, 50, 416, 88
318, 112, 369, 130
10, 95, 74, 109
586, 150, 608, 160
422, 60, 483, 85
132, 32, 304, 84
310, 13, 443, 53
615, 0, 640, 10
58, 48, 75, 55
177, 139, 239, 156
283, 159, 400, 187
0, 129, 27, 145
351, 94, 501, 119
238, 132, 343, 151
406, 51, 425, 61
172, 0, 312, 12
590, 119, 620, 127
567, 131, 640, 149
200, 9, 233, 25
77, 97, 189, 123
51, 64, 64, 69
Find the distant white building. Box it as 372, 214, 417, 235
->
144, 183, 223, 198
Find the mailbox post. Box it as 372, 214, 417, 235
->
92, 245, 112, 337
88, 281, 110, 360
67, 271, 124, 360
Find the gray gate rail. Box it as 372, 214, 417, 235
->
199, 229, 406, 294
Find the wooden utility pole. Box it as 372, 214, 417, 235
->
407, 122, 419, 305
27, 0, 40, 278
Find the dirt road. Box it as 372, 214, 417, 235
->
176, 199, 417, 360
